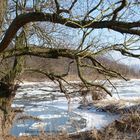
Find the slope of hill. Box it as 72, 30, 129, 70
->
19, 56, 139, 81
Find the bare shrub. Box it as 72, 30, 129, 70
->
90, 87, 107, 101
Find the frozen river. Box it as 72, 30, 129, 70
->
11, 79, 140, 136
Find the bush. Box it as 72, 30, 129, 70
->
90, 87, 107, 100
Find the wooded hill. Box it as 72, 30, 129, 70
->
19, 56, 139, 81
0, 55, 138, 81
0, 56, 139, 81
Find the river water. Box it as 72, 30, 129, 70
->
10, 79, 140, 136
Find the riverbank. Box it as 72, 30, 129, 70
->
3, 106, 140, 140
2, 79, 140, 139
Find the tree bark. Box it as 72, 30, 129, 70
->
0, 92, 15, 138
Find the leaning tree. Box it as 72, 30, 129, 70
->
0, 0, 140, 136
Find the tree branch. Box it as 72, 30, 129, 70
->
54, 0, 69, 14
0, 12, 140, 53
69, 0, 78, 11
114, 48, 140, 58
112, 0, 127, 20
76, 57, 112, 96
84, 0, 103, 20
2, 46, 127, 81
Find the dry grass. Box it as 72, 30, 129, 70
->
16, 115, 42, 122
2, 110, 140, 140
93, 99, 140, 114
98, 110, 140, 140
4, 133, 71, 140
90, 87, 107, 101
2, 97, 140, 140
3, 100, 139, 140
71, 102, 140, 140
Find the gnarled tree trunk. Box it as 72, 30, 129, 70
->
0, 95, 15, 138
0, 28, 26, 137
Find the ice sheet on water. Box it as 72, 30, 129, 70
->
38, 114, 65, 119
11, 104, 24, 108
11, 105, 87, 136
17, 124, 29, 127
29, 122, 48, 129
19, 133, 31, 136
106, 79, 140, 100
74, 108, 119, 131
26, 107, 47, 112
46, 97, 81, 111
11, 79, 140, 136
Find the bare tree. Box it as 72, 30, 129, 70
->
0, 0, 140, 137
